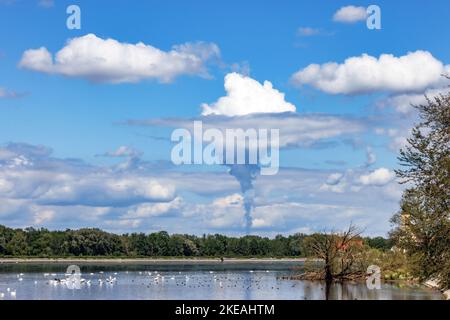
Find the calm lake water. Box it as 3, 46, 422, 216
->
0, 262, 442, 300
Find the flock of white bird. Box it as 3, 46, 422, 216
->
0, 273, 22, 298
0, 269, 278, 299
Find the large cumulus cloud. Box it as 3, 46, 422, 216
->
19, 34, 220, 83
291, 51, 448, 95
201, 73, 296, 116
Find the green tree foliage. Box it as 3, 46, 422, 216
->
363, 236, 392, 251
0, 224, 390, 258
390, 88, 450, 290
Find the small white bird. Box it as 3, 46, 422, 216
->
10, 290, 16, 297
0, 292, 5, 299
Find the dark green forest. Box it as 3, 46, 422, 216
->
0, 225, 392, 258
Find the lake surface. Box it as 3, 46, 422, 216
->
0, 262, 442, 300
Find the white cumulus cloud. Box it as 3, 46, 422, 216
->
19, 33, 220, 84
38, 177, 175, 207
382, 87, 449, 114
333, 6, 367, 23
359, 168, 395, 186
123, 197, 182, 219
186, 194, 246, 229
0, 143, 176, 208
291, 51, 447, 95
201, 73, 296, 116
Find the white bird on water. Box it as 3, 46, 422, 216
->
10, 290, 16, 297
0, 292, 5, 299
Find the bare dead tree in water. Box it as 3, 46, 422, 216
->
304, 224, 364, 282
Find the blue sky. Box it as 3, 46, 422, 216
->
0, 0, 449, 236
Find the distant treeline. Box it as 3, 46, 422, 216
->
0, 225, 392, 257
